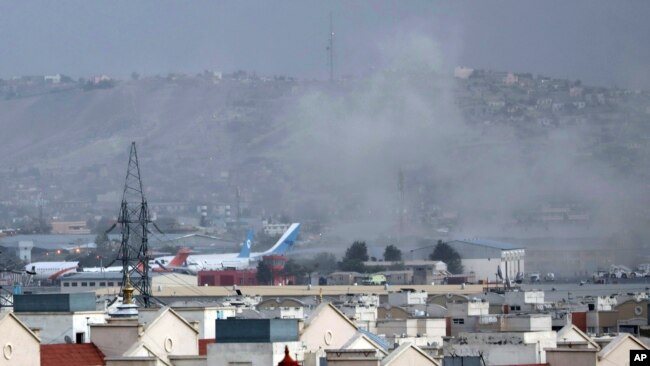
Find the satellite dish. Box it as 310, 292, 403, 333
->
64, 336, 73, 344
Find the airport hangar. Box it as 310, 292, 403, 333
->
410, 238, 526, 283
446, 238, 525, 283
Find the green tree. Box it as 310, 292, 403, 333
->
309, 252, 338, 274
339, 241, 369, 272
94, 232, 110, 253
383, 245, 402, 261
282, 259, 306, 285
430, 240, 464, 274
256, 260, 273, 285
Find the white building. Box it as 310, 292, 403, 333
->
262, 222, 292, 236
13, 292, 106, 344
140, 305, 237, 339
387, 290, 428, 307
447, 239, 525, 282
0, 312, 41, 366
504, 290, 545, 312
375, 318, 445, 347
446, 298, 490, 336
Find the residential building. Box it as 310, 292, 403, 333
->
13, 293, 106, 344
0, 312, 41, 366
207, 318, 303, 366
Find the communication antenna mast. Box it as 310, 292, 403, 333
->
326, 12, 335, 81
116, 142, 154, 307
34, 195, 48, 234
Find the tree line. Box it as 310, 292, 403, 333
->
256, 239, 463, 285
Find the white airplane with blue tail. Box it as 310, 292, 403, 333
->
156, 223, 300, 272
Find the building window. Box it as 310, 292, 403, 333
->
107, 282, 114, 286
587, 327, 596, 334
509, 305, 521, 311
118, 282, 123, 286
99, 282, 106, 286
75, 332, 85, 343
71, 282, 78, 287
453, 318, 465, 325
81, 282, 88, 287
63, 282, 70, 287
89, 282, 95, 286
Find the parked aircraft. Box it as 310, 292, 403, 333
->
25, 247, 194, 280
23, 261, 79, 281
24, 224, 300, 279
155, 223, 301, 271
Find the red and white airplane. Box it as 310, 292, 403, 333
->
23, 261, 79, 281
24, 248, 193, 281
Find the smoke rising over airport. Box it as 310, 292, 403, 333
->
279, 33, 649, 248
0, 2, 649, 268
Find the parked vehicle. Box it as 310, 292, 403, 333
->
592, 270, 609, 281
608, 265, 631, 279
361, 274, 387, 285
529, 272, 541, 283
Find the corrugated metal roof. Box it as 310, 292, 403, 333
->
359, 329, 390, 351
452, 238, 523, 250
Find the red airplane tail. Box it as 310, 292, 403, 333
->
168, 247, 192, 267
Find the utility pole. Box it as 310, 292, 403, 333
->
35, 195, 47, 233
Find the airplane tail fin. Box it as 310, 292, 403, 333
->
237, 229, 254, 258
168, 247, 192, 267
260, 223, 301, 256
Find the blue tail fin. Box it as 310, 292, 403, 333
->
260, 223, 301, 256
237, 229, 254, 258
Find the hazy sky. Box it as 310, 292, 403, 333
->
1, 1, 649, 89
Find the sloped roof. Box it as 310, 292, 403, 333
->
143, 306, 199, 334
358, 329, 391, 351
598, 333, 648, 360
556, 323, 599, 349
41, 343, 106, 366
381, 342, 440, 366
451, 238, 523, 250
1, 312, 41, 343
341, 331, 389, 356
305, 302, 358, 329
122, 341, 172, 366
